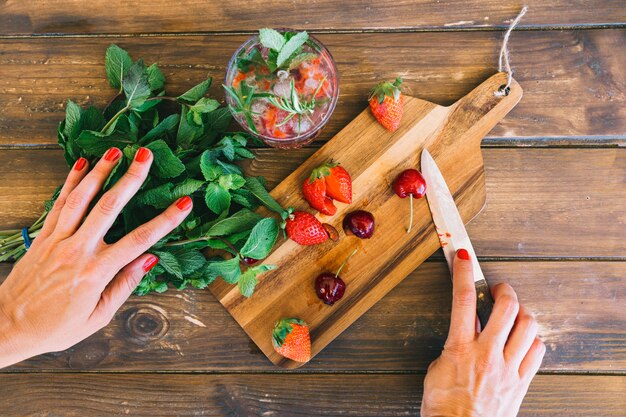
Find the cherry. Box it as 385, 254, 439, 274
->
242, 257, 259, 265
314, 249, 357, 306
392, 169, 427, 233
315, 273, 346, 305
343, 210, 375, 239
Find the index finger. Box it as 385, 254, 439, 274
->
447, 248, 478, 344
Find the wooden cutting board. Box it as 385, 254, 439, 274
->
210, 72, 522, 368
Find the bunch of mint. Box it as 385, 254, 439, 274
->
0, 44, 286, 298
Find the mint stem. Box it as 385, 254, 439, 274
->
100, 105, 130, 134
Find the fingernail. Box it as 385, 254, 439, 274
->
457, 248, 470, 260
176, 196, 193, 211
73, 157, 87, 171
135, 147, 151, 163
104, 147, 122, 162
143, 255, 159, 273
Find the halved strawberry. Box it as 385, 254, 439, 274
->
285, 211, 329, 245
272, 318, 311, 363
324, 164, 352, 204
302, 176, 337, 216
369, 77, 404, 132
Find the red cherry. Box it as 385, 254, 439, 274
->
242, 257, 258, 265
393, 169, 427, 233
393, 169, 426, 198
315, 272, 346, 305
343, 210, 375, 239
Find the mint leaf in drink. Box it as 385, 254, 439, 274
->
105, 44, 133, 90
238, 264, 277, 297
240, 218, 279, 259
245, 177, 285, 215
259, 28, 286, 51
288, 52, 318, 70
146, 63, 165, 91
145, 140, 185, 178
203, 257, 241, 284
205, 182, 231, 214
276, 31, 308, 68
178, 78, 212, 103
122, 60, 151, 109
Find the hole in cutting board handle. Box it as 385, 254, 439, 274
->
497, 84, 511, 96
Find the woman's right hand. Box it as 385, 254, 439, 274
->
0, 147, 192, 369
421, 249, 546, 417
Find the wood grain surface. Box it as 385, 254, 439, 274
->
1, 0, 625, 34
2, 148, 623, 258
1, 30, 624, 147
1, 373, 624, 416
4, 259, 624, 372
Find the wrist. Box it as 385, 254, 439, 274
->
0, 298, 29, 368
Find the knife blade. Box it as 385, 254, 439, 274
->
420, 149, 494, 329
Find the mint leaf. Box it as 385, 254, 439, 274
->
189, 97, 220, 114
245, 177, 285, 215
200, 150, 223, 181
63, 100, 82, 139
178, 78, 212, 103
176, 106, 203, 148
219, 174, 246, 190
122, 60, 151, 109
147, 63, 165, 91
140, 114, 180, 144
79, 106, 106, 132
203, 257, 241, 284
205, 107, 232, 133
205, 183, 231, 214
172, 179, 204, 200
259, 28, 286, 51
240, 218, 279, 259
75, 130, 134, 157
206, 209, 262, 237
145, 140, 185, 178
105, 44, 133, 90
238, 264, 277, 297
231, 188, 258, 209
153, 250, 183, 279
137, 179, 203, 208
288, 52, 317, 70
173, 249, 207, 276
276, 31, 308, 68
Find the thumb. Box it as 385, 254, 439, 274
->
90, 253, 159, 329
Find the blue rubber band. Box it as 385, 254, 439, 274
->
21, 227, 32, 250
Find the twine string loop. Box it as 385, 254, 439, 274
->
494, 6, 528, 97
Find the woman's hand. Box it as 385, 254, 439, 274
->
421, 249, 545, 417
0, 147, 193, 368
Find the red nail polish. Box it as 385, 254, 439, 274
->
104, 147, 122, 162
135, 147, 151, 163
143, 255, 159, 273
457, 248, 470, 260
73, 157, 87, 171
176, 196, 193, 211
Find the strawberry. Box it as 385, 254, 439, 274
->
285, 211, 329, 245
302, 175, 337, 216
272, 318, 311, 363
369, 77, 404, 132
302, 162, 352, 213
324, 164, 352, 204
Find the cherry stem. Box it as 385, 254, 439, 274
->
407, 194, 413, 233
335, 248, 358, 278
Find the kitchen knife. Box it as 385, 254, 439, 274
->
420, 149, 494, 329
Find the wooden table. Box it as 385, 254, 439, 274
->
1, 1, 625, 415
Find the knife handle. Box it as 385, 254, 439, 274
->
475, 279, 494, 330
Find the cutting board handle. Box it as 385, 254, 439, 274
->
431, 72, 523, 154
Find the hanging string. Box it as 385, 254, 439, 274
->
494, 6, 528, 97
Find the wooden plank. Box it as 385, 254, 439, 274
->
0, 148, 624, 258
210, 73, 521, 368
3, 260, 624, 372
1, 1, 625, 35
1, 30, 624, 147
0, 373, 624, 416
247, 147, 626, 259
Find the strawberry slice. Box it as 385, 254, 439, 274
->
302, 176, 337, 216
